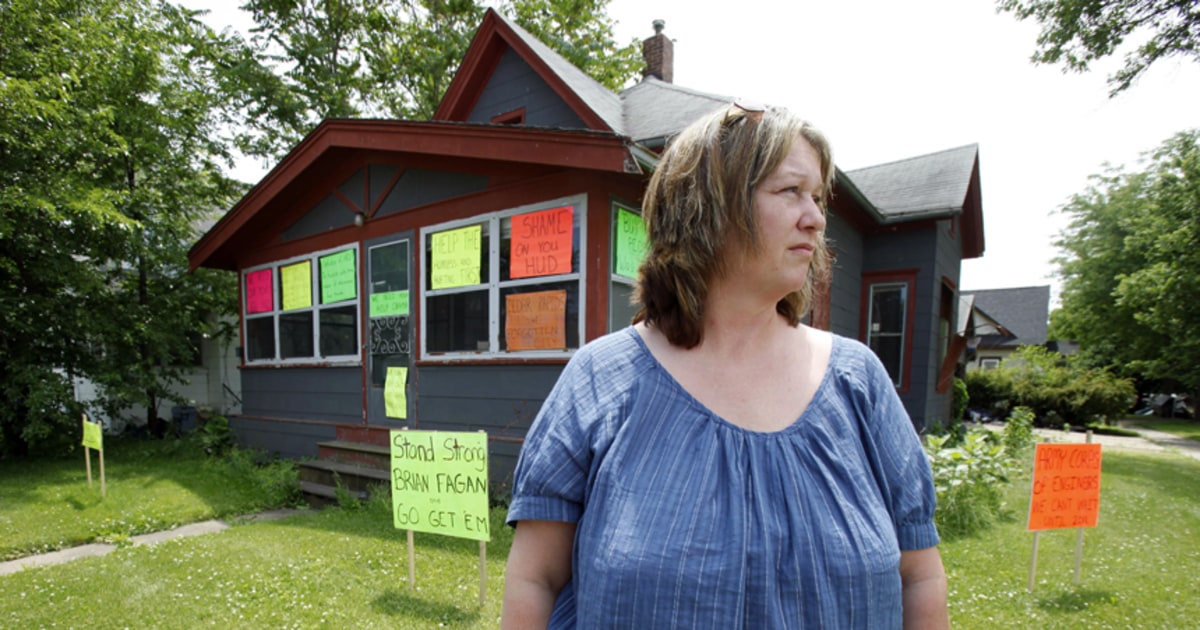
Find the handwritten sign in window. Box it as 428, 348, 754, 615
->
1027, 443, 1103, 531
245, 269, 274, 314
614, 209, 647, 279
385, 366, 407, 419
510, 206, 573, 279
319, 249, 356, 304
430, 225, 482, 289
390, 430, 490, 542
280, 261, 312, 311
371, 290, 409, 317
505, 290, 566, 351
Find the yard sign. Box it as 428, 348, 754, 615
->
81, 414, 106, 498
1026, 440, 1103, 592
390, 429, 490, 605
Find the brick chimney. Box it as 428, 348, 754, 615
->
642, 19, 673, 83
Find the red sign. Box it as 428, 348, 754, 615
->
510, 206, 573, 279
505, 290, 566, 351
1027, 443, 1103, 531
245, 269, 273, 314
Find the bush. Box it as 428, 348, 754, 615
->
952, 377, 970, 423
1003, 406, 1035, 456
197, 415, 234, 457
965, 346, 1136, 426
925, 431, 1012, 538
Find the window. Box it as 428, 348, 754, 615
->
866, 278, 912, 388
980, 357, 1001, 370
242, 246, 360, 365
421, 195, 584, 359
609, 203, 646, 331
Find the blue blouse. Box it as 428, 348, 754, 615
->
507, 327, 939, 629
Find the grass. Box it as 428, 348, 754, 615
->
0, 437, 300, 561
1131, 418, 1200, 442
3, 440, 1199, 628
941, 450, 1200, 629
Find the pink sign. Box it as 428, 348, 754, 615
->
246, 269, 273, 314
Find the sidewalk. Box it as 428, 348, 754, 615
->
1033, 422, 1200, 461
0, 508, 314, 577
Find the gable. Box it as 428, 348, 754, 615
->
467, 47, 586, 128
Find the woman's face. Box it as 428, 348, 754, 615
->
729, 135, 826, 297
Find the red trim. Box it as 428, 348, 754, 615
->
491, 107, 526, 125
859, 269, 918, 394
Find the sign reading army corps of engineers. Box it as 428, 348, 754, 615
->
390, 430, 490, 542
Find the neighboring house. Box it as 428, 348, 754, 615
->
187, 10, 986, 484
961, 285, 1051, 370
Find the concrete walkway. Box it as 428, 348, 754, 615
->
0, 508, 313, 577
1033, 421, 1200, 461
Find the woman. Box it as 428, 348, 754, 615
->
502, 102, 949, 628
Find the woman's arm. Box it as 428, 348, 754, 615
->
501, 519, 576, 629
899, 546, 950, 629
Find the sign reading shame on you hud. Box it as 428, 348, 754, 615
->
390, 430, 490, 541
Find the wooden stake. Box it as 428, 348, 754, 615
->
98, 446, 106, 498
407, 529, 416, 589
85, 445, 93, 487
1075, 430, 1094, 585
1028, 531, 1041, 593
479, 541, 487, 607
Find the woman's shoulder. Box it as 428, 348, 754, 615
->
823, 332, 893, 392
556, 326, 654, 392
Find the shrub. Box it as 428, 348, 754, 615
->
925, 431, 1012, 538
197, 415, 234, 457
952, 377, 970, 423
1003, 406, 1035, 456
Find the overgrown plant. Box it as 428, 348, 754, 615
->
925, 430, 1014, 538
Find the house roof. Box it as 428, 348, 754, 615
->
845, 144, 979, 221
963, 285, 1050, 349
619, 77, 731, 145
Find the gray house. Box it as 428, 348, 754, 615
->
188, 10, 986, 493
962, 285, 1051, 370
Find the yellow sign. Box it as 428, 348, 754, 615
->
281, 261, 312, 311
385, 367, 408, 419
82, 418, 103, 451
430, 225, 482, 289
390, 430, 490, 542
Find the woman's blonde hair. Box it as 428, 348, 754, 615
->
633, 102, 834, 348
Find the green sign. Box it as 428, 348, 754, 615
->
615, 209, 647, 279
82, 419, 103, 451
319, 249, 357, 304
390, 430, 490, 542
371, 290, 409, 317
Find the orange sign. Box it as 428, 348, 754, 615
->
505, 290, 566, 351
1027, 443, 1103, 531
510, 206, 573, 279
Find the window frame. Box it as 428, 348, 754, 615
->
419, 194, 587, 361
861, 270, 917, 392
241, 244, 362, 367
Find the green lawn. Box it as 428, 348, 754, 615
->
0, 437, 299, 561
1132, 419, 1200, 442
3, 442, 1199, 628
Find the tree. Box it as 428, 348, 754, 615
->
221, 0, 643, 160
1052, 129, 1200, 394
0, 0, 241, 456
995, 0, 1200, 95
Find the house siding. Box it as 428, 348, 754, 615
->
468, 48, 585, 128
921, 218, 963, 430
230, 416, 337, 460
862, 228, 938, 430
413, 363, 564, 486
241, 366, 362, 424
376, 168, 489, 218
826, 213, 863, 339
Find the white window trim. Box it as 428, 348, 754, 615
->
419, 194, 587, 361
867, 281, 908, 387
242, 244, 362, 366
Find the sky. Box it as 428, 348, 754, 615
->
199, 0, 1200, 301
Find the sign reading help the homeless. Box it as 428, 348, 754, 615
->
390, 430, 490, 542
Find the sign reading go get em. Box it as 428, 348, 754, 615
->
1027, 443, 1103, 531
390, 430, 490, 542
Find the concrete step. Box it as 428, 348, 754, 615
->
299, 459, 390, 493
316, 440, 391, 470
